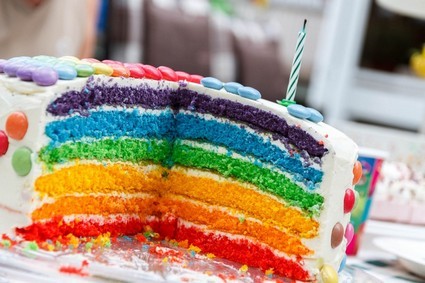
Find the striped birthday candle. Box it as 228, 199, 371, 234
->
279, 20, 307, 106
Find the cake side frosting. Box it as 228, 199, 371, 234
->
0, 56, 360, 282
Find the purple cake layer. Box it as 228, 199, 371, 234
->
47, 78, 327, 158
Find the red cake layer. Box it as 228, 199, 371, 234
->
16, 215, 311, 281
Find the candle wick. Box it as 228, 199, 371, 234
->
303, 19, 307, 31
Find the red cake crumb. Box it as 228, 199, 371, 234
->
59, 260, 89, 276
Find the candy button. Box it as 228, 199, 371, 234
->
287, 104, 310, 119
238, 86, 261, 100
91, 62, 114, 76
123, 63, 145, 78
344, 189, 355, 214
344, 222, 354, 246
11, 147, 32, 176
140, 65, 162, 80
9, 56, 31, 62
75, 64, 94, 77
224, 82, 243, 94
0, 59, 8, 73
81, 58, 100, 63
201, 77, 224, 90
338, 255, 347, 272
0, 130, 9, 156
189, 74, 203, 84
4, 61, 26, 77
102, 59, 123, 65
102, 60, 130, 78
54, 64, 78, 80
352, 160, 362, 185
56, 59, 76, 67
331, 222, 344, 248
158, 66, 178, 81
32, 66, 58, 86
34, 55, 57, 62
306, 107, 324, 123
58, 56, 79, 64
30, 60, 49, 68
176, 71, 190, 81
6, 112, 28, 140
16, 65, 37, 81
320, 264, 338, 283
112, 65, 130, 77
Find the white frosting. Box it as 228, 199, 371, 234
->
0, 74, 358, 279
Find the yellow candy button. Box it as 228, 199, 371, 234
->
92, 63, 114, 76
59, 56, 80, 63
320, 264, 338, 283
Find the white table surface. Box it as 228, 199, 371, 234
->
347, 220, 425, 283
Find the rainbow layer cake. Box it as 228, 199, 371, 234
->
0, 56, 361, 282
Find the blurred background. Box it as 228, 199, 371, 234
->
1, 0, 425, 227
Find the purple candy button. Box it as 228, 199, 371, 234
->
32, 66, 58, 86
16, 65, 38, 81
0, 59, 7, 73
3, 61, 26, 77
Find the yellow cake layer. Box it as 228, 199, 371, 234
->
35, 163, 164, 196
35, 163, 318, 238
32, 194, 312, 256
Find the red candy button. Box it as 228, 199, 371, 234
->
344, 189, 355, 214
0, 130, 9, 156
175, 71, 190, 81
124, 63, 145, 78
141, 65, 163, 80
352, 160, 362, 185
158, 66, 178, 81
6, 111, 28, 140
189, 74, 203, 84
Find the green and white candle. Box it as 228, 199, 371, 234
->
285, 20, 307, 103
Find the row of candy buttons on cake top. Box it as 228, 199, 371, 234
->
0, 112, 33, 176
0, 56, 204, 86
200, 77, 261, 101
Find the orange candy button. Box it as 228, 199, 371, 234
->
352, 160, 362, 185
5, 112, 28, 140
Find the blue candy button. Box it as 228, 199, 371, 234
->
338, 255, 347, 272
224, 82, 243, 94
307, 107, 324, 123
287, 104, 310, 119
237, 86, 261, 100
201, 77, 223, 90
54, 64, 78, 80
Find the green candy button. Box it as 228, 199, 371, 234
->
12, 147, 32, 176
75, 64, 94, 77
